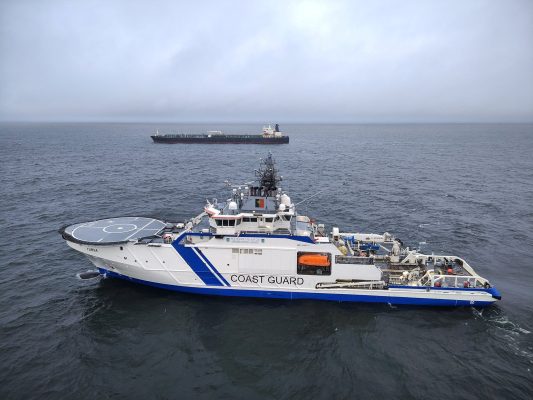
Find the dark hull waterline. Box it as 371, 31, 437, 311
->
151, 135, 289, 144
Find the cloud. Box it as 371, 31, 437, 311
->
0, 0, 532, 122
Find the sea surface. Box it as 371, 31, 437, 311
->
0, 122, 532, 399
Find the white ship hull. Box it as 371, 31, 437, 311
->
68, 235, 499, 307
61, 154, 500, 308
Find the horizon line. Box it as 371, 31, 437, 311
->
1, 120, 532, 125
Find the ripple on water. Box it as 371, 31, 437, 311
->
1, 122, 533, 399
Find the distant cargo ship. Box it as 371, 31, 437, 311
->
151, 124, 289, 144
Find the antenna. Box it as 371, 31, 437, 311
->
224, 179, 254, 188
294, 189, 326, 206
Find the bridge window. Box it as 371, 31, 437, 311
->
297, 252, 331, 275
215, 219, 237, 226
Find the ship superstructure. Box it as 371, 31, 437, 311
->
60, 154, 501, 306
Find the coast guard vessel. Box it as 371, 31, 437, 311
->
151, 124, 289, 144
60, 154, 501, 307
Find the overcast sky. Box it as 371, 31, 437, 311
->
0, 0, 532, 122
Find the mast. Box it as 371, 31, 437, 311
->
255, 153, 282, 195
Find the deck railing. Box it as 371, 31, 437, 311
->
430, 274, 486, 288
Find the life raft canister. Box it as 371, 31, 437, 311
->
298, 253, 331, 267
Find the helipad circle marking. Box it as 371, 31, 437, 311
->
103, 224, 137, 234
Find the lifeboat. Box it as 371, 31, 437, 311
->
204, 205, 220, 216
298, 253, 331, 267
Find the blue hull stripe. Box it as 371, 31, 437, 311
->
190, 248, 224, 286
174, 231, 315, 244
239, 233, 315, 243
98, 269, 494, 307
171, 242, 224, 286
195, 248, 230, 286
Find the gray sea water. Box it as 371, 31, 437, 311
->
1, 122, 532, 399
